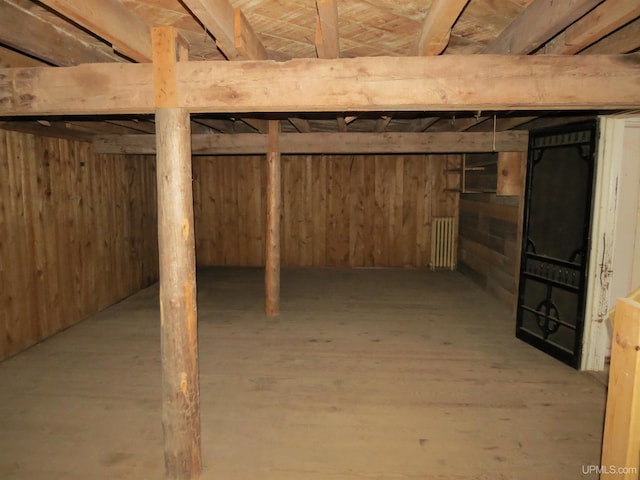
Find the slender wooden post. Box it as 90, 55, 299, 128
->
601, 297, 640, 479
152, 27, 201, 480
265, 119, 281, 316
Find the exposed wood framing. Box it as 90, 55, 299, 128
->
543, 0, 640, 54
582, 18, 640, 54
152, 27, 201, 479
414, 0, 470, 56
265, 120, 281, 316
181, 0, 242, 60
38, 0, 152, 62
0, 0, 121, 66
234, 8, 268, 60
0, 55, 638, 116
482, 0, 604, 54
601, 297, 640, 478
315, 0, 340, 59
182, 0, 310, 134
94, 131, 529, 155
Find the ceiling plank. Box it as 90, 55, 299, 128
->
582, 17, 640, 54
482, 0, 604, 54
315, 0, 340, 59
38, 0, 152, 62
94, 131, 529, 155
413, 0, 470, 56
543, 0, 640, 54
0, 0, 121, 66
1, 55, 638, 116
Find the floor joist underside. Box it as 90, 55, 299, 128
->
0, 268, 605, 479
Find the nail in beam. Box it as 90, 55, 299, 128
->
265, 119, 281, 316
152, 27, 202, 479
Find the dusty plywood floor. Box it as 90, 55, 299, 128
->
0, 268, 605, 480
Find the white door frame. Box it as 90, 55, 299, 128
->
582, 114, 640, 371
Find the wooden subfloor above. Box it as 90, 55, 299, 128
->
0, 268, 605, 479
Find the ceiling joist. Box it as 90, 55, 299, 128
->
37, 0, 152, 62
413, 0, 470, 56
315, 0, 340, 59
543, 0, 640, 54
0, 0, 122, 66
482, 0, 605, 54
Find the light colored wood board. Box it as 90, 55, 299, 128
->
2, 55, 640, 116
176, 54, 640, 113
601, 297, 640, 477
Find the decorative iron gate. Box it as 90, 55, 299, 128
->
516, 122, 597, 368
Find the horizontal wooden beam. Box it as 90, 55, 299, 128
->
1, 54, 638, 116
93, 131, 529, 155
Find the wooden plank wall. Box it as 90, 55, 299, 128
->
0, 129, 158, 360
458, 193, 522, 308
193, 154, 460, 268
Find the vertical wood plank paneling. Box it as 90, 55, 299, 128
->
194, 153, 458, 269
0, 129, 158, 361
311, 155, 327, 267
348, 155, 365, 267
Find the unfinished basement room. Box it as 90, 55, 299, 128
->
1, 0, 640, 479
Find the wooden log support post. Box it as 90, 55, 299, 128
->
601, 297, 640, 479
265, 119, 281, 316
152, 27, 201, 479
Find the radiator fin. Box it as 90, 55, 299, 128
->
431, 216, 456, 270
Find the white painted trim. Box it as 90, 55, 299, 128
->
582, 117, 622, 371
582, 115, 640, 371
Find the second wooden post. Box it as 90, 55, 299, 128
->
265, 119, 281, 316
